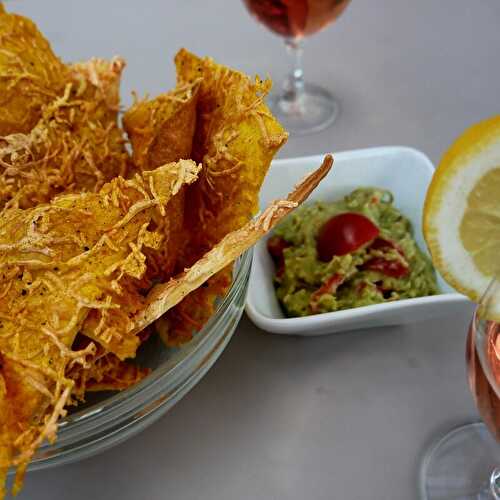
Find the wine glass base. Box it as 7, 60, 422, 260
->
420, 422, 500, 499
269, 83, 339, 136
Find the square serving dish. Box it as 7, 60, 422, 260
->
245, 146, 470, 336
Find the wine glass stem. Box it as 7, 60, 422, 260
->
491, 468, 500, 499
283, 39, 305, 104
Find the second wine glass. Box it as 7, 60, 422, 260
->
242, 0, 351, 136
421, 279, 500, 499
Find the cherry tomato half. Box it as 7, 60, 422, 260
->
316, 212, 380, 262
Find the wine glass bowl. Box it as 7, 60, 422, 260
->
470, 283, 500, 460
421, 279, 500, 499
242, 0, 351, 38
242, 0, 352, 136
475, 287, 500, 398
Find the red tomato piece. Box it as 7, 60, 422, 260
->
316, 213, 380, 261
362, 257, 409, 278
267, 236, 290, 263
370, 237, 406, 257
267, 236, 291, 278
310, 273, 345, 312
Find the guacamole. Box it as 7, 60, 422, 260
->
269, 187, 439, 317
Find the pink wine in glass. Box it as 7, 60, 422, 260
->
467, 320, 500, 440
243, 0, 351, 38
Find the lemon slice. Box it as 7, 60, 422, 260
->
423, 115, 500, 314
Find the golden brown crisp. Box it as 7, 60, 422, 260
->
0, 57, 129, 211
67, 341, 150, 399
123, 81, 200, 282
0, 5, 68, 136
163, 49, 288, 344
0, 160, 200, 492
123, 82, 199, 172
176, 48, 288, 258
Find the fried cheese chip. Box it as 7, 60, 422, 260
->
0, 160, 200, 493
77, 159, 201, 360
72, 79, 203, 389
123, 82, 199, 173
0, 373, 10, 499
123, 80, 200, 282
0, 52, 134, 432
67, 342, 150, 399
0, 57, 129, 211
83, 358, 150, 393
131, 155, 333, 335
0, 5, 68, 136
163, 49, 288, 343
175, 48, 288, 261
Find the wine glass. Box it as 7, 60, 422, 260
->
421, 278, 500, 499
242, 0, 351, 136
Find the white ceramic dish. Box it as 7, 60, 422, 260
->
245, 146, 470, 336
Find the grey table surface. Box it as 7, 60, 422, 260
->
8, 0, 499, 498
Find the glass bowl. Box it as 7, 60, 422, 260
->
25, 250, 252, 472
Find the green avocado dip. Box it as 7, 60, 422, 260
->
268, 187, 439, 317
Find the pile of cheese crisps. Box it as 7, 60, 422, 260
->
0, 5, 333, 497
